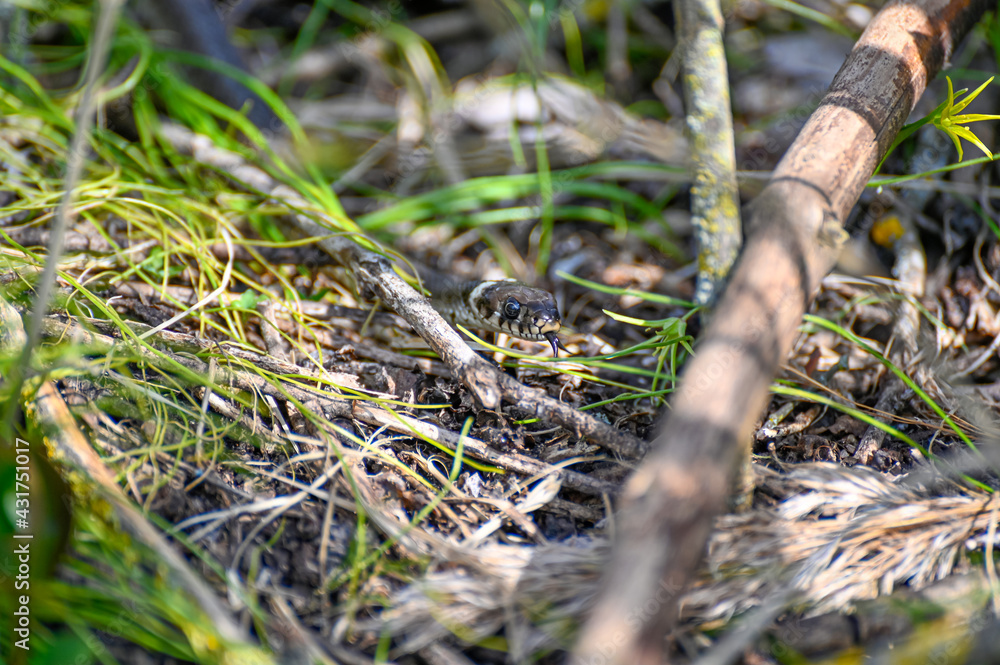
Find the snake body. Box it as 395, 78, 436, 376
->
425, 275, 564, 355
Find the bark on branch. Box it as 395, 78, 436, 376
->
572, 1, 992, 662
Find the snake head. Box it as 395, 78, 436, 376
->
467, 280, 565, 354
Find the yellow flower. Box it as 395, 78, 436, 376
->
934, 76, 1000, 161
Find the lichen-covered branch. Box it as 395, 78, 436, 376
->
675, 0, 741, 306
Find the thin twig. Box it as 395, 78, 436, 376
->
352, 403, 617, 496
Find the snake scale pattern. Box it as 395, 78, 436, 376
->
424, 273, 565, 355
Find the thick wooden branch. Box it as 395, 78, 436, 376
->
572, 1, 992, 662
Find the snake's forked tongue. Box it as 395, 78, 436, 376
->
545, 332, 568, 357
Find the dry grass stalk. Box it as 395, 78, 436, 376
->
366, 463, 998, 658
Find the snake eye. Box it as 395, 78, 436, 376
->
502, 297, 521, 320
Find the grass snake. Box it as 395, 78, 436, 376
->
421, 269, 565, 356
